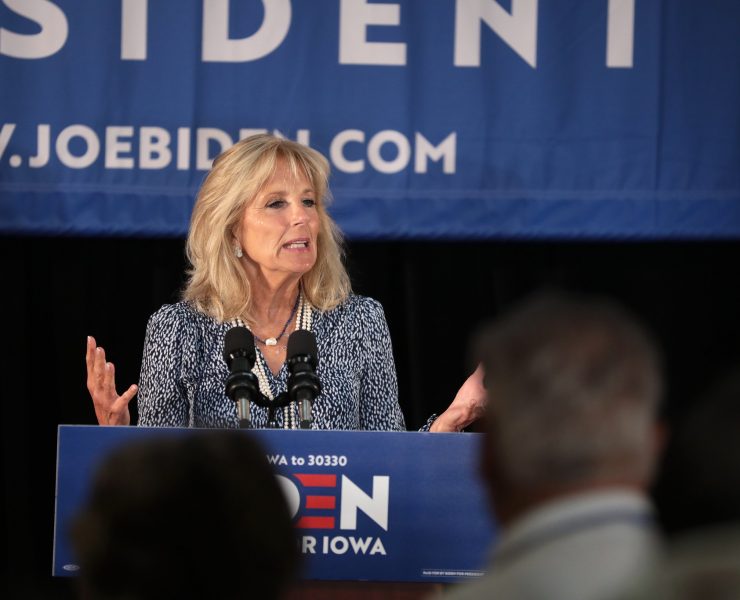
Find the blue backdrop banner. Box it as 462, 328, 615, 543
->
2, 0, 739, 239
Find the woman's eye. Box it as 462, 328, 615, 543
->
266, 199, 286, 209
302, 198, 316, 207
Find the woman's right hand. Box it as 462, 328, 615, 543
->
86, 336, 138, 425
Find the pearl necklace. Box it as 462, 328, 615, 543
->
231, 293, 313, 429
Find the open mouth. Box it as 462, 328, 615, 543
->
283, 239, 309, 249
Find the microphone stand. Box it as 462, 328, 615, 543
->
287, 355, 321, 429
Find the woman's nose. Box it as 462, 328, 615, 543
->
290, 201, 309, 224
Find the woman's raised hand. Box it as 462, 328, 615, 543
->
430, 363, 487, 432
86, 336, 137, 425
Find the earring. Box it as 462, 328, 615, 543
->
235, 246, 243, 258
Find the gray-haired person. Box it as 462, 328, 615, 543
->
446, 291, 665, 600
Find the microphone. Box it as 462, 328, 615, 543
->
223, 326, 260, 428
286, 330, 321, 429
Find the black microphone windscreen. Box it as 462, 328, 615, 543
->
287, 330, 317, 360
223, 326, 256, 365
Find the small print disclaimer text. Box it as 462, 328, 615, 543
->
422, 569, 483, 578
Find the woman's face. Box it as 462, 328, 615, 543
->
236, 157, 320, 283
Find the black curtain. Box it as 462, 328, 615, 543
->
3, 235, 740, 596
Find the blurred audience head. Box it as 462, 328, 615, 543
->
72, 430, 299, 600
475, 291, 664, 522
653, 363, 740, 537
620, 363, 740, 600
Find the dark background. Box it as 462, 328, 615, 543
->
3, 235, 740, 596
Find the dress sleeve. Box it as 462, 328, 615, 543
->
358, 299, 407, 431
136, 305, 194, 427
418, 414, 439, 432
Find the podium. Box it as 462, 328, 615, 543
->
54, 426, 497, 595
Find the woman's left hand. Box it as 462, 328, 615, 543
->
430, 364, 487, 432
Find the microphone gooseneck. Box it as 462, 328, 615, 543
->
286, 330, 321, 429
223, 326, 260, 428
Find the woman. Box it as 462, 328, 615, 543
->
86, 134, 484, 431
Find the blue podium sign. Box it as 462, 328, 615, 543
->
54, 425, 496, 582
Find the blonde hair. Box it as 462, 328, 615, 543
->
183, 134, 351, 323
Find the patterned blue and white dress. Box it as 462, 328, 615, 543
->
137, 294, 426, 430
